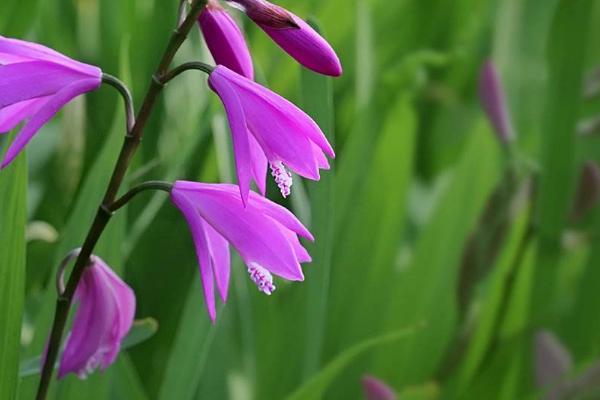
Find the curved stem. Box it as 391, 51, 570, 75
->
102, 73, 135, 133
35, 2, 207, 399
55, 249, 82, 297
163, 61, 215, 84
108, 181, 172, 212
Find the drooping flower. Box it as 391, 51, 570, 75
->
170, 181, 313, 321
56, 255, 135, 379
0, 36, 102, 167
361, 376, 397, 400
479, 59, 515, 144
226, 0, 342, 76
198, 0, 254, 79
208, 65, 334, 203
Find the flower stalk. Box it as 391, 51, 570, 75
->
101, 73, 135, 133
35, 1, 207, 398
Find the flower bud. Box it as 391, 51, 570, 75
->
198, 0, 254, 79
361, 375, 397, 400
227, 0, 342, 76
479, 59, 515, 145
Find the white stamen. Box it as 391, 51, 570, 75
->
270, 161, 293, 198
247, 263, 276, 295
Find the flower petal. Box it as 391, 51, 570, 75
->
1, 78, 100, 168
171, 192, 218, 321
0, 61, 92, 108
0, 35, 101, 77
0, 97, 48, 133
215, 66, 335, 158
260, 14, 342, 77
93, 257, 136, 366
58, 266, 117, 378
199, 3, 254, 79
174, 182, 305, 281
248, 132, 268, 195
209, 69, 253, 205
202, 219, 231, 303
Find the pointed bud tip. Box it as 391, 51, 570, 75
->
479, 59, 515, 145
361, 376, 397, 400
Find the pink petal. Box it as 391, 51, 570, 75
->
1, 78, 100, 168
171, 193, 218, 321
59, 265, 118, 378
0, 61, 93, 108
0, 35, 101, 77
248, 132, 268, 195
260, 14, 342, 77
198, 3, 254, 79
216, 66, 335, 158
173, 182, 305, 281
201, 219, 231, 303
209, 71, 254, 205
0, 97, 48, 133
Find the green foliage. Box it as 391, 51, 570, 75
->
0, 136, 27, 400
2, 0, 600, 399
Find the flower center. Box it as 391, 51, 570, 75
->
247, 263, 276, 295
270, 160, 292, 198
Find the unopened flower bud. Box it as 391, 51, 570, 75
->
479, 59, 515, 145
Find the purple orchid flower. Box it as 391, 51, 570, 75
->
208, 65, 334, 204
0, 36, 102, 167
56, 255, 135, 379
226, 0, 342, 76
479, 59, 515, 144
361, 376, 398, 400
198, 0, 254, 79
170, 181, 313, 321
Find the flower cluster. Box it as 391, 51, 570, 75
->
1, 0, 340, 380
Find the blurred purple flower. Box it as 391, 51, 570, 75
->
208, 65, 334, 203
362, 375, 397, 400
170, 181, 313, 321
198, 0, 254, 79
226, 0, 342, 76
479, 59, 515, 144
0, 36, 102, 167
57, 256, 135, 379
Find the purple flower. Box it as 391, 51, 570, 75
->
361, 376, 397, 400
57, 255, 135, 379
479, 59, 515, 144
208, 65, 334, 203
0, 36, 102, 167
226, 0, 342, 76
170, 181, 313, 321
198, 0, 254, 79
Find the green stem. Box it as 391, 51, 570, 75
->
34, 1, 207, 399
107, 181, 172, 213
163, 61, 214, 83
102, 73, 135, 133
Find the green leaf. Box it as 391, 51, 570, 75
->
531, 0, 594, 324
0, 136, 28, 400
285, 327, 420, 400
450, 193, 531, 394
327, 94, 416, 351
157, 279, 219, 400
300, 46, 336, 377
373, 121, 501, 385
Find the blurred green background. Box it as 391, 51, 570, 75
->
2, 0, 600, 399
